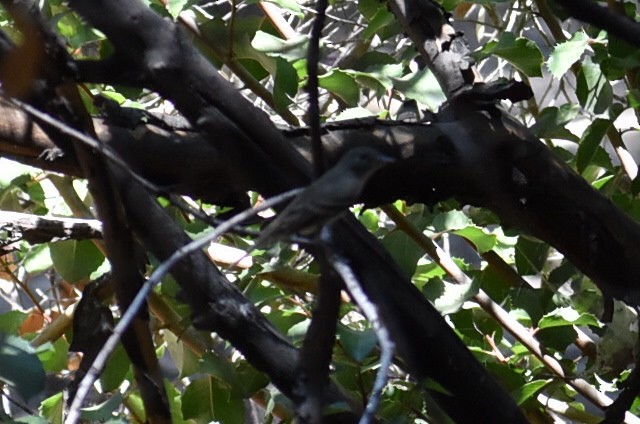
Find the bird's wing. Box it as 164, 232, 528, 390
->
256, 178, 360, 247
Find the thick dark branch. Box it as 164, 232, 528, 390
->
67, 0, 310, 195
552, 0, 640, 48
111, 167, 362, 421
4, 103, 640, 307
328, 217, 529, 423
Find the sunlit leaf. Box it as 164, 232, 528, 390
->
539, 307, 602, 329
251, 31, 308, 61
0, 311, 28, 334
548, 32, 589, 79
512, 379, 552, 405
453, 226, 497, 254
432, 279, 478, 315
477, 33, 543, 77
49, 239, 104, 283
394, 68, 446, 110
40, 392, 63, 424
577, 57, 613, 115
319, 70, 360, 106
36, 338, 68, 372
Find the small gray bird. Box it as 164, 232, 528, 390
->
254, 147, 394, 250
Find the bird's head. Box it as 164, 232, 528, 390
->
341, 147, 395, 178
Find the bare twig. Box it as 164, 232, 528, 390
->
0, 210, 102, 244
308, 0, 328, 177
329, 249, 394, 424
66, 188, 302, 424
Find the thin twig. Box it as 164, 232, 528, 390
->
8, 98, 162, 195
308, 0, 328, 177
329, 251, 394, 424
65, 187, 302, 424
10, 98, 245, 234
381, 203, 640, 424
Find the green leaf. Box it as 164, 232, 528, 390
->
234, 361, 269, 398
531, 104, 581, 141
362, 8, 395, 40
351, 51, 396, 71
602, 36, 640, 80
23, 244, 53, 274
511, 289, 544, 326
251, 31, 308, 61
512, 379, 552, 405
165, 380, 184, 424
338, 325, 377, 362
515, 237, 549, 275
576, 119, 612, 173
199, 351, 239, 389
264, 0, 301, 14
577, 57, 613, 115
36, 338, 68, 372
432, 210, 472, 231
477, 33, 543, 77
628, 89, 640, 110
0, 159, 38, 187
273, 57, 298, 109
358, 209, 379, 231
80, 393, 124, 422
453, 226, 497, 254
49, 239, 104, 283
353, 63, 404, 91
211, 379, 245, 423
538, 308, 601, 329
125, 391, 146, 422
319, 70, 360, 106
0, 311, 28, 334
547, 32, 589, 79
182, 378, 214, 422
167, 0, 193, 19
164, 331, 199, 378
380, 230, 423, 277
415, 263, 448, 289
182, 376, 245, 423
0, 334, 45, 401
287, 318, 310, 342
40, 392, 64, 424
537, 326, 577, 351
358, 0, 384, 20
393, 68, 447, 110
200, 17, 275, 72
100, 343, 131, 392
582, 147, 613, 176
14, 415, 49, 423
432, 279, 478, 315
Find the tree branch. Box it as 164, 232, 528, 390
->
0, 210, 102, 244
552, 0, 640, 48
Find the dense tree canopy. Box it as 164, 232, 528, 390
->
1, 0, 640, 423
